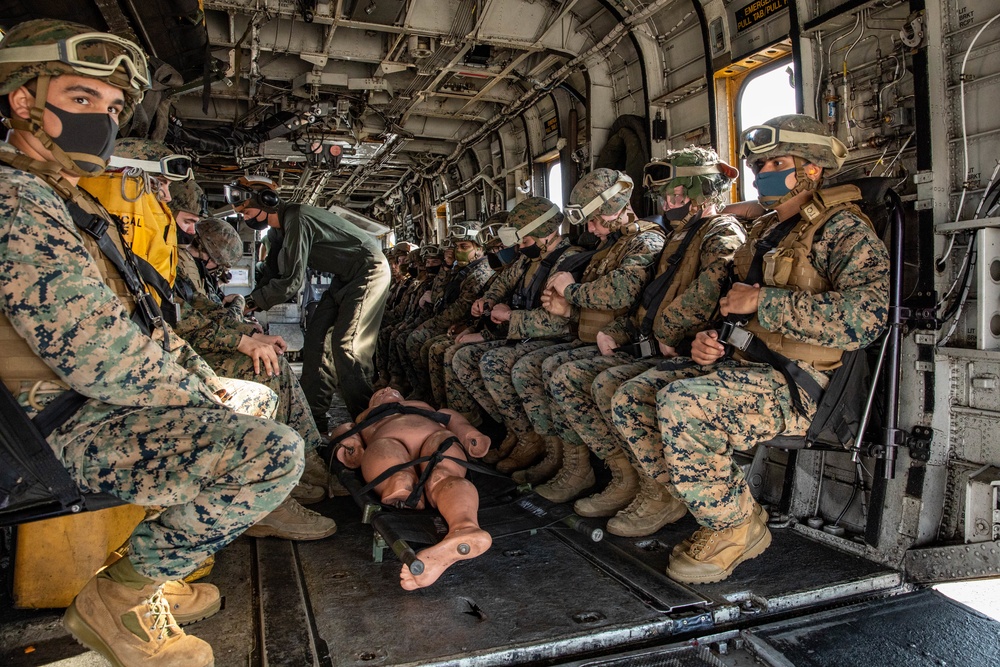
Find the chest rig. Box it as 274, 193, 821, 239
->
730, 185, 870, 371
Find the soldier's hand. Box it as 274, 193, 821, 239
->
223, 293, 240, 305
471, 298, 491, 317
490, 304, 512, 323
691, 330, 726, 366
237, 334, 281, 376
456, 332, 484, 345
658, 341, 677, 358
720, 283, 761, 316
596, 331, 619, 356
419, 290, 432, 307
252, 333, 287, 354
546, 271, 575, 296
542, 291, 571, 317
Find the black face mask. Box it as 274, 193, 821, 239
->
407, 265, 419, 278
242, 209, 270, 231
487, 252, 504, 270
520, 244, 541, 259
44, 103, 117, 174
175, 228, 195, 246
664, 201, 692, 221
426, 264, 442, 275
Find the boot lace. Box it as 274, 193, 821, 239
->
687, 527, 716, 558
285, 498, 321, 519
143, 585, 180, 641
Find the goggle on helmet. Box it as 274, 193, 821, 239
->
0, 31, 151, 91
739, 125, 848, 171
497, 203, 562, 247
563, 176, 632, 226
109, 154, 194, 181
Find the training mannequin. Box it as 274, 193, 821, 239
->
333, 387, 492, 589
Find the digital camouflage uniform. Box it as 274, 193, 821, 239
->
512, 213, 665, 442
0, 151, 302, 581
174, 247, 325, 453
612, 206, 889, 531
551, 212, 745, 462
404, 256, 493, 397
475, 237, 581, 438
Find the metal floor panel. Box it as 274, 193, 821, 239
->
743, 589, 1000, 667
0, 488, 904, 667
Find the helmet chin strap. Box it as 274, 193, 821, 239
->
757, 156, 820, 210
6, 75, 102, 178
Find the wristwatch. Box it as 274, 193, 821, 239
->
245, 296, 258, 312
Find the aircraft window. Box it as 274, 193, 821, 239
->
736, 61, 797, 200
546, 160, 564, 210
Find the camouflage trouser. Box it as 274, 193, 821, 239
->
612, 358, 823, 530
375, 315, 401, 380
426, 333, 457, 408
52, 377, 303, 581
451, 340, 505, 421
511, 341, 593, 442
404, 319, 446, 395
203, 351, 324, 450
480, 340, 564, 439
549, 352, 657, 460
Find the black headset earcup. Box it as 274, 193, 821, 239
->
259, 189, 281, 211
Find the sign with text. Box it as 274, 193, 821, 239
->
735, 0, 789, 34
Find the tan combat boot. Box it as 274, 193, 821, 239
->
670, 503, 768, 557
298, 448, 350, 499
573, 450, 640, 517
482, 432, 518, 465
495, 431, 546, 473
666, 497, 772, 584
162, 580, 221, 626
64, 561, 214, 667
244, 496, 338, 540
534, 442, 595, 503
605, 474, 687, 537
512, 435, 563, 485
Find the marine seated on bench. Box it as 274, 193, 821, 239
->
331, 387, 492, 590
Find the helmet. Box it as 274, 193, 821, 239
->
447, 221, 482, 245
195, 217, 243, 268
110, 138, 194, 181
225, 175, 280, 229
484, 210, 510, 227
0, 19, 148, 118
739, 115, 848, 208
0, 20, 149, 176
644, 146, 738, 208
419, 244, 443, 260
168, 178, 206, 217
565, 169, 633, 227
389, 241, 417, 259
498, 197, 563, 247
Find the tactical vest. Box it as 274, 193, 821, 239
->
0, 155, 139, 400
731, 185, 871, 371
577, 219, 666, 343
631, 214, 730, 335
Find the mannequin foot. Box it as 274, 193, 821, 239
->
399, 527, 491, 590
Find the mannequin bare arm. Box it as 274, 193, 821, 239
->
438, 409, 491, 458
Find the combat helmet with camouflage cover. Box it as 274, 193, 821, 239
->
389, 241, 418, 259
643, 146, 738, 214
565, 168, 633, 229
0, 19, 150, 176
169, 178, 206, 217
497, 197, 563, 247
740, 114, 848, 208
195, 217, 243, 269
447, 220, 482, 245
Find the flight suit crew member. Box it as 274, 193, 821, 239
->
513, 169, 665, 494
459, 197, 581, 472
228, 176, 391, 423
404, 222, 493, 401
611, 115, 889, 584
548, 148, 745, 535
0, 20, 302, 666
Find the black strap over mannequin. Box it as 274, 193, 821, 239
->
327, 402, 452, 467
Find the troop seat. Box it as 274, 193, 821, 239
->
757, 177, 903, 455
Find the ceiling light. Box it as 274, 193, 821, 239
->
365, 1, 377, 15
